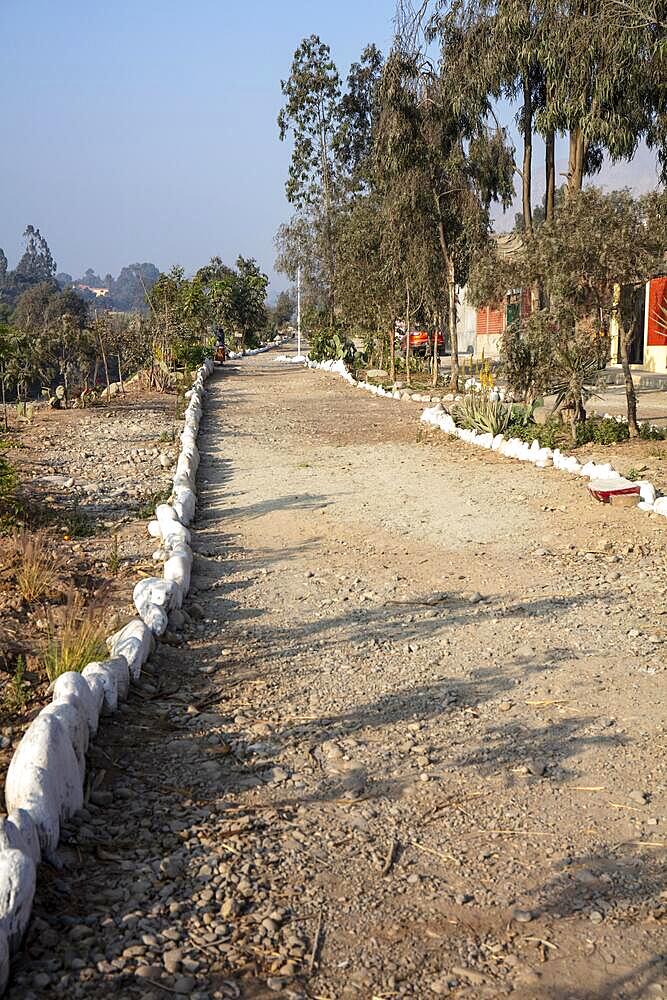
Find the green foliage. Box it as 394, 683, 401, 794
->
307, 327, 357, 366
506, 415, 561, 450
136, 485, 172, 520
452, 394, 513, 435
3, 657, 28, 715
574, 418, 630, 447
638, 422, 667, 441
172, 335, 212, 369
0, 443, 18, 525
499, 314, 557, 403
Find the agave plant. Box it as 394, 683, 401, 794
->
452, 393, 512, 436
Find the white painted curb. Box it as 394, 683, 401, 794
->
305, 357, 665, 522
0, 357, 214, 992
420, 401, 665, 520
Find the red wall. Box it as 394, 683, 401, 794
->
476, 305, 504, 336
647, 276, 667, 347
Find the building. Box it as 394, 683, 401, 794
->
609, 275, 667, 374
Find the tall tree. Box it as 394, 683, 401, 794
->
336, 44, 384, 187
278, 35, 343, 324
374, 38, 514, 391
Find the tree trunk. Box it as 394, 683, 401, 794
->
117, 352, 125, 395
521, 75, 533, 235
434, 193, 459, 393
431, 322, 438, 388
619, 325, 640, 437
567, 127, 586, 196
389, 318, 396, 382
98, 331, 111, 398
1, 374, 7, 432
405, 284, 411, 388
448, 270, 459, 393
545, 128, 555, 222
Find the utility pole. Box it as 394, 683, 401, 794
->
297, 266, 302, 358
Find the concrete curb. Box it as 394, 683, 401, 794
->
0, 358, 214, 992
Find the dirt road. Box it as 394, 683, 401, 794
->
12, 348, 666, 1000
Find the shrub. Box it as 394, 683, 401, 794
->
452, 394, 512, 435
574, 417, 629, 446
40, 592, 107, 682
506, 417, 561, 450
308, 328, 357, 366
172, 335, 211, 369
638, 422, 666, 441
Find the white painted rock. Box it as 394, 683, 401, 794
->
39, 702, 89, 780
82, 662, 118, 714
5, 714, 83, 856
0, 848, 37, 952
0, 811, 41, 866
107, 619, 153, 681
0, 926, 9, 994
52, 671, 100, 736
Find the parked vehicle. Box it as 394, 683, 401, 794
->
397, 329, 445, 356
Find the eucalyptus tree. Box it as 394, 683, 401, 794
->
538, 0, 666, 196
278, 35, 344, 323
336, 44, 385, 189
374, 37, 514, 391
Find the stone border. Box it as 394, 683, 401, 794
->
227, 336, 283, 361
306, 357, 667, 520
0, 359, 214, 993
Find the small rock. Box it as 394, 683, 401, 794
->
511, 908, 534, 923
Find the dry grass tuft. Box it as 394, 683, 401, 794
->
40, 590, 107, 682
11, 529, 62, 602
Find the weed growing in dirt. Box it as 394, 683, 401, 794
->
40, 592, 106, 682
2, 656, 28, 714
108, 532, 120, 575
625, 468, 642, 482
62, 500, 96, 539
158, 428, 177, 444
0, 442, 19, 528
11, 530, 61, 602
137, 485, 172, 520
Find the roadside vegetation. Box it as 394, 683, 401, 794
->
275, 1, 666, 434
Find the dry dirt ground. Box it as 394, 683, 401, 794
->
10, 348, 666, 1000
0, 388, 179, 782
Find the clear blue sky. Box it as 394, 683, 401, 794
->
0, 0, 660, 297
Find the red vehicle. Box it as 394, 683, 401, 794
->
397, 329, 445, 356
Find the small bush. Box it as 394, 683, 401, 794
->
40, 592, 107, 682
452, 394, 512, 436
575, 418, 629, 447
506, 414, 562, 450
11, 530, 61, 602
638, 423, 667, 441
308, 328, 357, 366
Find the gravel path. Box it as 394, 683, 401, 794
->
10, 348, 666, 1000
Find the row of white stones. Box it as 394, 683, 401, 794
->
305, 357, 666, 519
0, 359, 214, 993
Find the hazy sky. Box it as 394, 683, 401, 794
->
1, 0, 661, 296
